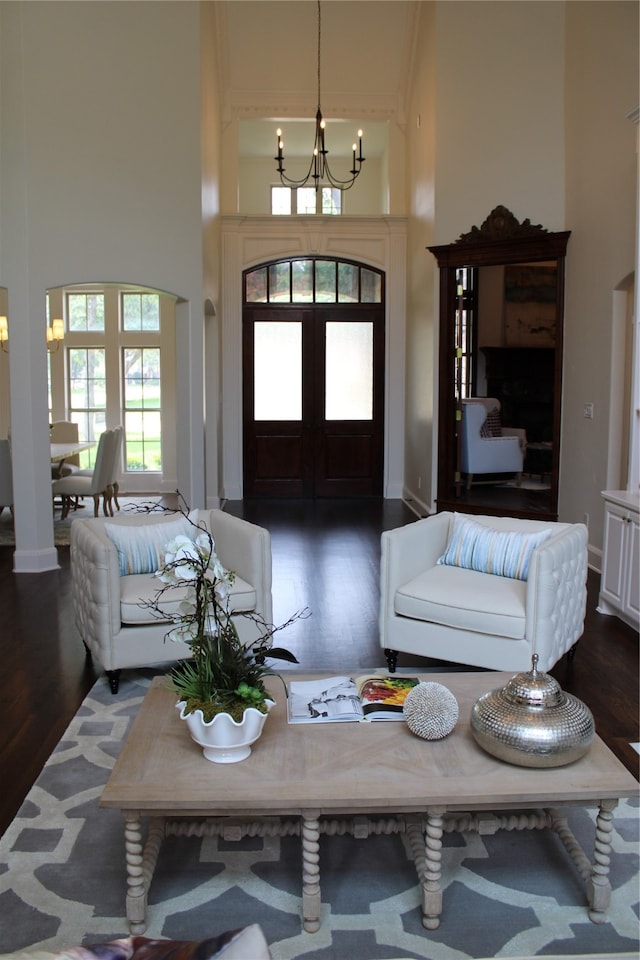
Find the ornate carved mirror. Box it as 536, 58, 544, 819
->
428, 206, 570, 520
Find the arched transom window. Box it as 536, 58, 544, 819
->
244, 258, 383, 305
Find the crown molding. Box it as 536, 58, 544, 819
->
226, 89, 400, 124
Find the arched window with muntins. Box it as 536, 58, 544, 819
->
244, 258, 383, 305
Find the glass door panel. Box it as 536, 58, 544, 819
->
254, 321, 302, 420
325, 321, 373, 421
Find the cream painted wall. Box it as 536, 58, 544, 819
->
433, 1, 565, 240
404, 0, 566, 516
562, 0, 639, 560
0, 0, 206, 570
405, 1, 436, 515
0, 288, 8, 439
201, 0, 224, 508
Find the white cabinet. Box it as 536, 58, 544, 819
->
597, 490, 640, 630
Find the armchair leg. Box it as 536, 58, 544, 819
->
384, 648, 398, 673
106, 670, 121, 694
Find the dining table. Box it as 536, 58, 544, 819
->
50, 440, 96, 478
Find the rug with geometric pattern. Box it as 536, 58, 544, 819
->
0, 671, 638, 959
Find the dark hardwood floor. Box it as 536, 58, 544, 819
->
0, 497, 638, 839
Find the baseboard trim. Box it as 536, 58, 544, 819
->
12, 547, 60, 574
402, 487, 431, 518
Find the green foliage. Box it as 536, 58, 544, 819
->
168, 625, 300, 721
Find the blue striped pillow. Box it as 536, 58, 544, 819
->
437, 514, 552, 581
105, 512, 199, 576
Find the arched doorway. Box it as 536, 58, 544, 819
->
242, 257, 385, 497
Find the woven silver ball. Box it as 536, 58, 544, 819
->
403, 682, 459, 740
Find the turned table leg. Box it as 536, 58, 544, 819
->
422, 809, 445, 929
301, 810, 322, 933
588, 799, 617, 923
123, 811, 148, 933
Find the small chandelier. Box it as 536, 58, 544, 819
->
274, 0, 365, 192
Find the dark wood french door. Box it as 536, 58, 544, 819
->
243, 304, 385, 497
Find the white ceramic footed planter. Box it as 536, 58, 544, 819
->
176, 699, 275, 763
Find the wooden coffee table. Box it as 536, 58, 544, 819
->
101, 672, 639, 934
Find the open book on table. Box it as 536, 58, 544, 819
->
287, 675, 419, 723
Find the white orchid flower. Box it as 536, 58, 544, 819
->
194, 531, 213, 557
167, 619, 198, 644
177, 597, 197, 618
151, 523, 242, 647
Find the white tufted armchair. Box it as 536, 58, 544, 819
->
461, 398, 526, 489
380, 511, 588, 674
71, 509, 272, 693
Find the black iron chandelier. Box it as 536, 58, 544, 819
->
274, 0, 365, 192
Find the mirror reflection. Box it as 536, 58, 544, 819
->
429, 207, 570, 521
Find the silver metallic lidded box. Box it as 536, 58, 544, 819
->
470, 654, 595, 768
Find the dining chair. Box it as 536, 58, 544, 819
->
108, 425, 124, 513
50, 420, 80, 478
73, 424, 123, 515
52, 428, 115, 519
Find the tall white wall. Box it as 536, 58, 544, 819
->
405, 1, 436, 515
402, 0, 638, 571
0, 0, 206, 570
562, 0, 638, 558
201, 0, 224, 508
404, 0, 566, 513
0, 287, 9, 438
433, 1, 566, 240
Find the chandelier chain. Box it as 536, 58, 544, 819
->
316, 0, 321, 112
274, 0, 365, 193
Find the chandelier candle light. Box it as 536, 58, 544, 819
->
275, 0, 365, 192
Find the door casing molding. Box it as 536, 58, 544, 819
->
220, 215, 407, 502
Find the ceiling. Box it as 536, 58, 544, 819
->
218, 1, 415, 161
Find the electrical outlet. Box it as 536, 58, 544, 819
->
417, 476, 421, 490
583, 402, 594, 419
